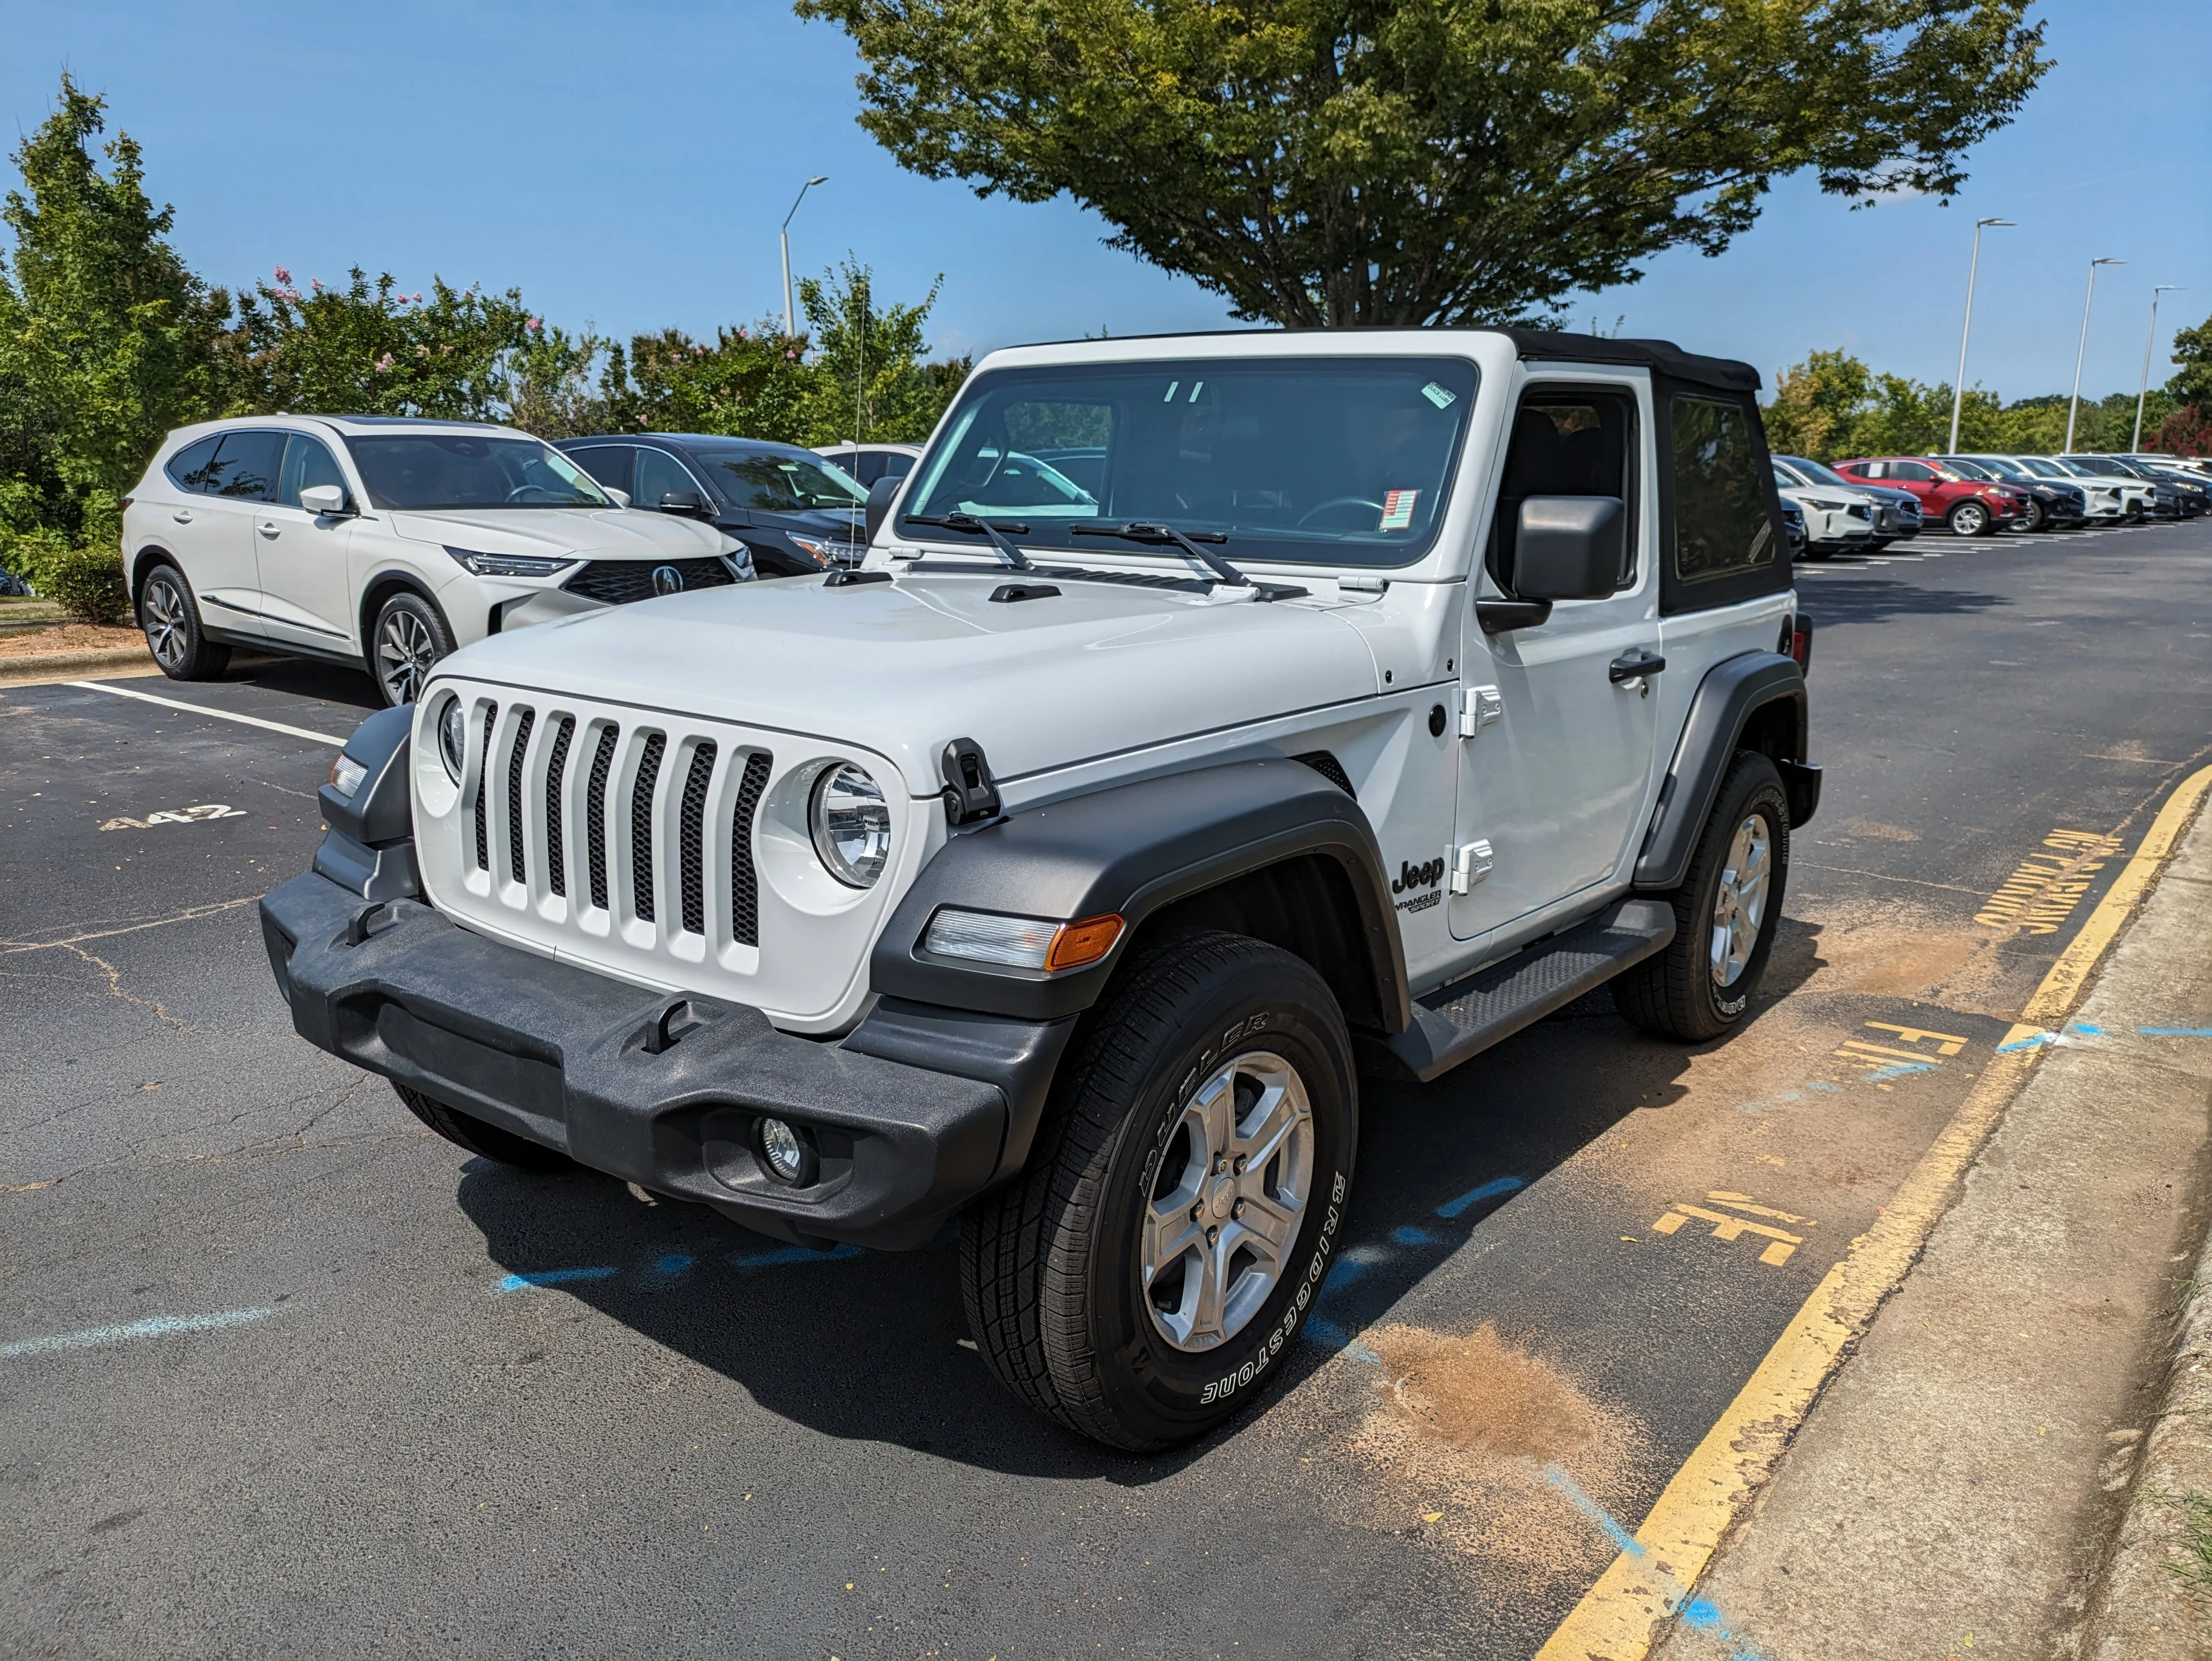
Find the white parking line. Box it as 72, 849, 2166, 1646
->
67, 680, 347, 747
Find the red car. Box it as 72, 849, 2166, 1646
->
1832, 457, 2028, 537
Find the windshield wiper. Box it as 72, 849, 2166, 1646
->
904, 512, 1035, 571
1070, 521, 1249, 588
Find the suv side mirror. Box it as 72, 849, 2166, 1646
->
658, 489, 709, 517
1513, 496, 1623, 601
603, 487, 631, 509
298, 483, 352, 518
864, 475, 901, 546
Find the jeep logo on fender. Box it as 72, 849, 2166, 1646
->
1392, 857, 1444, 896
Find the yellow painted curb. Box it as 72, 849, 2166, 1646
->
1535, 761, 2212, 1661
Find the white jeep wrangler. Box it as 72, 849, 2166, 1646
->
264, 329, 1817, 1450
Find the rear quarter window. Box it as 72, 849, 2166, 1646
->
1669, 396, 1773, 585
164, 435, 223, 493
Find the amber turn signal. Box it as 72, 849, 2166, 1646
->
1045, 913, 1124, 972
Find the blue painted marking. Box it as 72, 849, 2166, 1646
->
1435, 1174, 1525, 1219
2070, 1023, 2104, 1036
1997, 1030, 2059, 1052
1300, 1318, 1380, 1363
1319, 1257, 1368, 1297
1806, 1080, 1845, 1093
1863, 1061, 1936, 1081
1391, 1225, 1436, 1247
652, 1253, 694, 1276
2140, 1027, 2212, 1037
496, 1266, 618, 1294
1541, 1462, 1643, 1556
2, 1307, 276, 1358
730, 1243, 863, 1270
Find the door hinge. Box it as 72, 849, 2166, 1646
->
1460, 686, 1503, 737
1451, 839, 1494, 895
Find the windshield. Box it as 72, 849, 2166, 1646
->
690, 446, 866, 514
1969, 456, 2030, 481
2066, 456, 2129, 476
1939, 458, 1995, 481
2030, 457, 2086, 476
345, 434, 609, 510
899, 356, 1480, 568
1774, 454, 1854, 489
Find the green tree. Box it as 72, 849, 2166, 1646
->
606, 323, 818, 443
798, 258, 967, 445
798, 0, 2048, 327
2165, 313, 2212, 410
0, 75, 221, 537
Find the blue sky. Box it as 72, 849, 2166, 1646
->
4, 0, 2206, 399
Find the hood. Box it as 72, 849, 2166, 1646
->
1851, 482, 1922, 509
389, 507, 729, 561
436, 568, 1382, 796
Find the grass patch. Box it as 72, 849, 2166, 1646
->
2169, 1489, 2212, 1595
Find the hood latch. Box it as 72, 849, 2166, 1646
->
940, 738, 1002, 827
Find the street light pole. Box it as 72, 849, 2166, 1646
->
2066, 257, 2124, 454
1948, 217, 2013, 454
2134, 286, 2185, 453
780, 176, 829, 340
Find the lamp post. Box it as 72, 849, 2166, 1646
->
780, 176, 829, 340
2066, 257, 2124, 454
1947, 217, 2013, 454
2134, 285, 2185, 453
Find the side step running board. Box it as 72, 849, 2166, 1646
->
1366, 898, 1677, 1083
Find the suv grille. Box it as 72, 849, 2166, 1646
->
561, 556, 738, 606
464, 698, 772, 956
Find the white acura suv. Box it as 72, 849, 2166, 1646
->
122, 415, 755, 706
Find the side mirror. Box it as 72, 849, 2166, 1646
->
603, 487, 632, 509
864, 475, 901, 546
299, 483, 351, 518
658, 489, 709, 517
1513, 497, 1623, 602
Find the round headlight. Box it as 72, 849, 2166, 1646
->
438, 698, 467, 784
809, 762, 891, 888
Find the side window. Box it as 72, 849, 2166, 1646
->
1892, 461, 1933, 483
202, 431, 285, 502
567, 446, 633, 495
278, 435, 346, 508
634, 447, 699, 509
1668, 396, 1772, 585
878, 451, 916, 482
166, 435, 224, 493
852, 452, 886, 487
1487, 384, 1638, 593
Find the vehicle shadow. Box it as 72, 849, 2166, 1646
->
1794, 571, 2011, 627
456, 914, 1828, 1484
221, 651, 382, 714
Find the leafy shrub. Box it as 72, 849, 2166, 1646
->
43, 543, 131, 625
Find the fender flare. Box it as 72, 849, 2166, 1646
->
868, 757, 1411, 1030
1634, 651, 1814, 891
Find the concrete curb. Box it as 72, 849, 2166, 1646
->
0, 644, 156, 682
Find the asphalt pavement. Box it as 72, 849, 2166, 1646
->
4, 518, 2209, 1659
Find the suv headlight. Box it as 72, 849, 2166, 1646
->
1806, 497, 1847, 510
789, 532, 860, 568
437, 697, 467, 783
445, 547, 576, 578
809, 763, 890, 887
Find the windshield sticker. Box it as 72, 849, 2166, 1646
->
1421, 382, 1456, 410
1380, 489, 1418, 531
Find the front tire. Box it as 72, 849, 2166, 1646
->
962, 932, 1358, 1451
1947, 500, 1991, 537
1616, 752, 1791, 1043
2017, 498, 2046, 533
138, 563, 232, 681
371, 591, 452, 708
393, 1083, 573, 1170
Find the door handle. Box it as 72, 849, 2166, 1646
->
257, 520, 280, 538
172, 509, 193, 524
1608, 649, 1665, 684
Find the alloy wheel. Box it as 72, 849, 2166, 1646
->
143, 576, 188, 669
376, 607, 438, 704
1709, 814, 1772, 990
1139, 1050, 1315, 1352
1951, 502, 1988, 536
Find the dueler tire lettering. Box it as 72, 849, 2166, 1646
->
960, 931, 1358, 1451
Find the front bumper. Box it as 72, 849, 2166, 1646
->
261, 871, 1072, 1248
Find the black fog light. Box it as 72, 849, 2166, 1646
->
758, 1117, 817, 1185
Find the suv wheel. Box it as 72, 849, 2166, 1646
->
393, 1083, 573, 1170
1947, 500, 1991, 537
1615, 751, 1791, 1043
2016, 497, 2046, 532
962, 932, 1358, 1451
371, 591, 452, 707
138, 563, 232, 681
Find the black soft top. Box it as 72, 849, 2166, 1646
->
1502, 328, 1761, 395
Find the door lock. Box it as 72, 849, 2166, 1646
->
1450, 840, 1494, 895
1459, 686, 1504, 736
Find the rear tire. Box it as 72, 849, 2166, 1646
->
1616, 752, 1791, 1043
962, 932, 1358, 1451
138, 563, 232, 681
393, 1082, 573, 1170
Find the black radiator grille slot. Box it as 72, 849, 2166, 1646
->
677, 742, 718, 935
730, 750, 773, 948
504, 709, 535, 885
542, 716, 574, 897
473, 702, 498, 871
585, 724, 618, 910
560, 556, 737, 607
630, 733, 666, 921
1293, 750, 1355, 798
